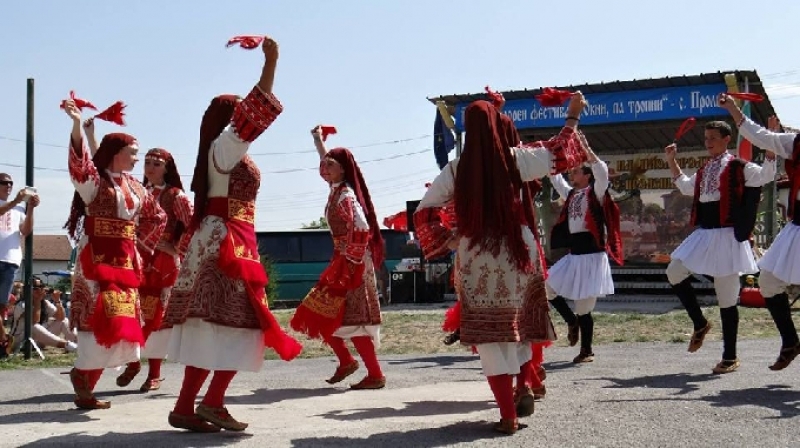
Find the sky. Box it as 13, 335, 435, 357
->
1, 0, 799, 236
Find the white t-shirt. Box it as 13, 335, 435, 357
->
11, 299, 56, 339
0, 200, 26, 266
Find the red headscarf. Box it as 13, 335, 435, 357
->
455, 100, 531, 271
143, 148, 184, 191
65, 133, 137, 242
191, 95, 239, 225
325, 148, 385, 268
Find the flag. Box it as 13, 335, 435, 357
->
737, 100, 752, 161
433, 108, 455, 169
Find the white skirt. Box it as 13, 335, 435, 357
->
758, 223, 800, 284
141, 328, 171, 359
333, 325, 381, 349
74, 331, 140, 370
671, 227, 757, 277
547, 252, 614, 300
167, 318, 265, 372
477, 342, 532, 376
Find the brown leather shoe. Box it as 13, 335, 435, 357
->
531, 385, 546, 400
514, 387, 535, 417
536, 366, 547, 382
326, 361, 359, 384
493, 418, 519, 435
70, 368, 110, 409
567, 323, 579, 347
116, 362, 141, 387
139, 378, 163, 392
712, 358, 740, 374
74, 397, 111, 410
769, 343, 800, 371
688, 322, 712, 353
168, 412, 221, 433
196, 404, 248, 431
573, 350, 594, 363
350, 376, 386, 390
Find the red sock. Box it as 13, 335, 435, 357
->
487, 374, 516, 420
516, 360, 532, 391
173, 365, 210, 415
147, 359, 163, 380
352, 336, 383, 379
325, 336, 356, 367
88, 369, 103, 391
127, 361, 142, 371
529, 362, 543, 388
201, 370, 237, 408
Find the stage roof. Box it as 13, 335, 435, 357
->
427, 70, 778, 153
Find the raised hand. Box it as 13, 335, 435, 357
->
262, 36, 279, 62
768, 115, 781, 132
664, 143, 677, 162
62, 99, 82, 123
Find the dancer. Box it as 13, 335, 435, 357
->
116, 148, 193, 392
290, 126, 386, 390
719, 94, 800, 370
547, 131, 622, 363
62, 99, 166, 409
163, 36, 302, 432
414, 95, 586, 434
664, 116, 775, 374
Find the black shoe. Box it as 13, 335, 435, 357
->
443, 332, 460, 345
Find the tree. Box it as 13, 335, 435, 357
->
301, 216, 329, 229
261, 256, 279, 307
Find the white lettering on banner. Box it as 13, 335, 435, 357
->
502, 109, 528, 123
612, 102, 626, 114
627, 96, 667, 118
585, 102, 608, 117
690, 91, 719, 114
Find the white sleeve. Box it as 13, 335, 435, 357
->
417, 161, 456, 210
513, 145, 552, 181
739, 117, 797, 160
744, 158, 776, 187
674, 173, 696, 196
548, 173, 572, 199
211, 126, 251, 172
591, 160, 610, 200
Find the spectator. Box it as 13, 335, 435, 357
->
8, 276, 77, 354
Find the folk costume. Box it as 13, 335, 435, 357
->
667, 136, 775, 374
547, 160, 622, 363
163, 86, 302, 431
736, 117, 800, 370
66, 132, 167, 409
291, 148, 386, 390
117, 148, 193, 392
414, 100, 583, 433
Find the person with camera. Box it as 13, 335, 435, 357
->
9, 276, 77, 354
0, 173, 39, 357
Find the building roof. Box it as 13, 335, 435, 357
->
427, 70, 778, 153
31, 235, 73, 261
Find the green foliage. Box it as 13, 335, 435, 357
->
261, 256, 279, 306
301, 216, 329, 229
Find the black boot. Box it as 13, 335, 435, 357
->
764, 293, 800, 370
550, 296, 579, 346
573, 313, 594, 363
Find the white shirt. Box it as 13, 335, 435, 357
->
548, 161, 610, 234
738, 117, 799, 199
674, 152, 776, 202
0, 200, 26, 266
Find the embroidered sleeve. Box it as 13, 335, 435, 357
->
212, 86, 283, 173
548, 172, 573, 200
414, 162, 456, 260
521, 126, 585, 176
744, 158, 777, 187
335, 189, 370, 264
739, 117, 796, 159
136, 186, 167, 253
674, 172, 696, 196
172, 190, 194, 227
591, 160, 610, 199
68, 136, 101, 204
231, 86, 283, 143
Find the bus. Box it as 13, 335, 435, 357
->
256, 229, 410, 302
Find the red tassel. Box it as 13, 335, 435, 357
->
727, 92, 764, 102
536, 87, 573, 107
226, 35, 265, 50
320, 125, 337, 141
442, 301, 462, 332
485, 85, 505, 109
60, 90, 98, 111
262, 308, 303, 361
290, 298, 346, 341
673, 117, 696, 143
95, 101, 127, 126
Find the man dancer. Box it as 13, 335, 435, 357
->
664, 119, 775, 374
547, 132, 622, 363
719, 93, 800, 370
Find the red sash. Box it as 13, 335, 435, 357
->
205, 197, 302, 361
80, 216, 144, 347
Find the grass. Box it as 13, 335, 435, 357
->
1, 306, 791, 369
